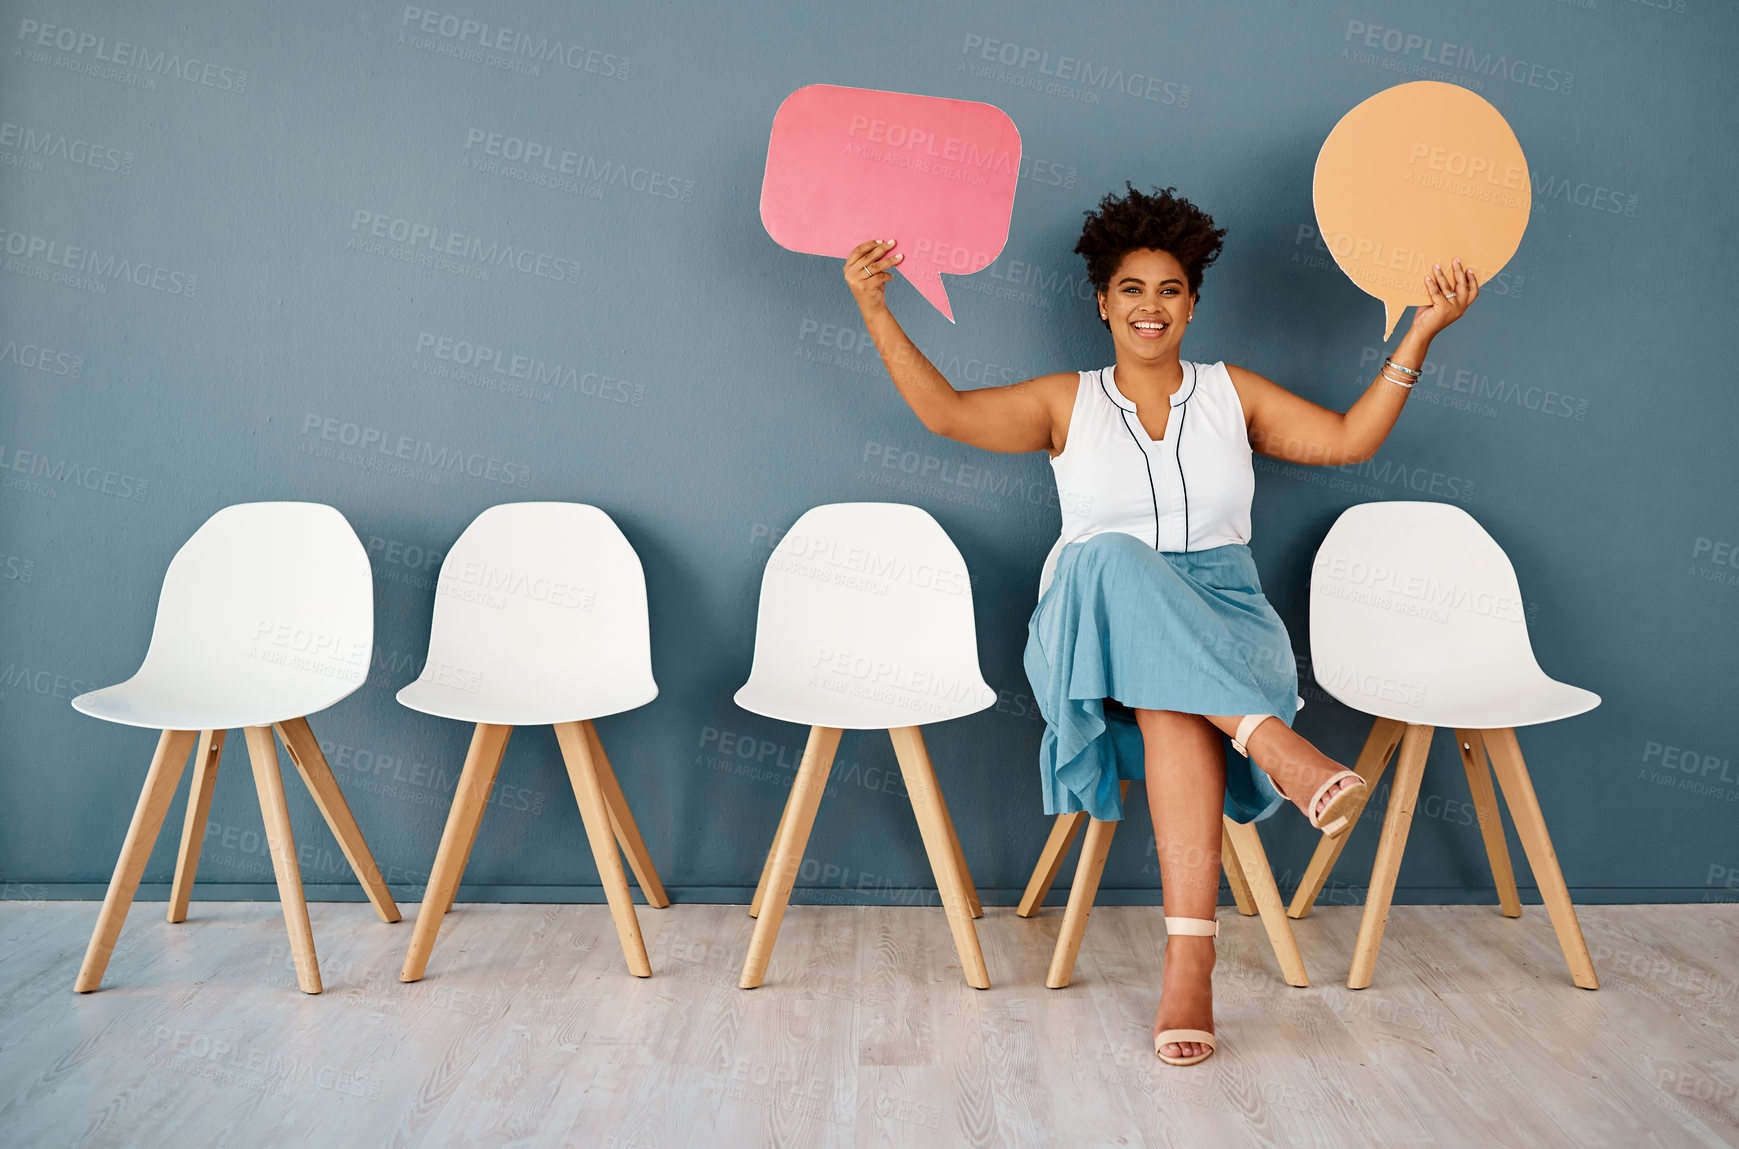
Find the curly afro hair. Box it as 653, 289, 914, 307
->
1075, 184, 1227, 327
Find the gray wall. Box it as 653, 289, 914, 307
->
3, 0, 1734, 909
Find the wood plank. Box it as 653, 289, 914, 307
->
7, 903, 1739, 1146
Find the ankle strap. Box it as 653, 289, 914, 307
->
1164, 915, 1220, 938
1230, 714, 1273, 757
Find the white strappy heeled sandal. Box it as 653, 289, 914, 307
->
1231, 714, 1366, 838
1154, 915, 1219, 1066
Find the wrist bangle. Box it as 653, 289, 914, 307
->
1379, 368, 1415, 389
1383, 356, 1422, 378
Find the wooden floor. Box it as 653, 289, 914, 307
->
0, 900, 1734, 1148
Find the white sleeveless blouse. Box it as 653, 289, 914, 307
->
1038, 360, 1255, 595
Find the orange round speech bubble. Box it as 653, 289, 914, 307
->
1314, 81, 1531, 338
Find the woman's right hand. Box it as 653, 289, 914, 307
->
843, 238, 901, 314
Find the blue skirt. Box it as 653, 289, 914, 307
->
1022, 532, 1296, 824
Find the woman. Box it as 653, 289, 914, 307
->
841, 184, 1477, 1066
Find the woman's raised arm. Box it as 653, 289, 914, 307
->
845, 239, 1072, 455
1233, 257, 1479, 465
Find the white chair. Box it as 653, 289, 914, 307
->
738, 503, 996, 989
396, 502, 667, 983
1016, 698, 1316, 991
1288, 501, 1600, 989
71, 502, 399, 995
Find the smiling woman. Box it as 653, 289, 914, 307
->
842, 182, 1478, 1068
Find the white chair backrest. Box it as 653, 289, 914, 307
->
136, 502, 373, 709
415, 502, 653, 703
1310, 501, 1541, 703
743, 502, 991, 722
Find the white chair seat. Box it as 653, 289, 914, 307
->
733, 677, 994, 732
1321, 668, 1598, 731
72, 670, 362, 731
397, 676, 656, 727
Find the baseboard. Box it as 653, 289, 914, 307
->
4, 882, 1736, 906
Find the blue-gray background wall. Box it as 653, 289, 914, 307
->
2, 0, 1733, 909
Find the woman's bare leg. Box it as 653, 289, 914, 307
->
1201, 714, 1359, 824
1134, 708, 1225, 1062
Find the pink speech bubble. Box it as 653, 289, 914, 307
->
760, 84, 1021, 323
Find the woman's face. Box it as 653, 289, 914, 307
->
1097, 248, 1194, 363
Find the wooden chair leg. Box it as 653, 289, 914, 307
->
1347, 724, 1434, 990
1223, 817, 1310, 987
1481, 727, 1599, 989
1289, 717, 1405, 919
741, 726, 842, 987
168, 730, 225, 924
399, 723, 511, 982
436, 724, 514, 916
1221, 822, 1257, 916
76, 729, 199, 992
1453, 729, 1521, 918
888, 726, 990, 989
1045, 814, 1117, 989
582, 720, 669, 909
555, 721, 651, 977
274, 717, 401, 924
934, 780, 983, 919
748, 796, 792, 919
1017, 778, 1132, 919
244, 725, 321, 995
1018, 811, 1088, 918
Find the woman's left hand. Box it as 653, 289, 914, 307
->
1407, 256, 1479, 339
